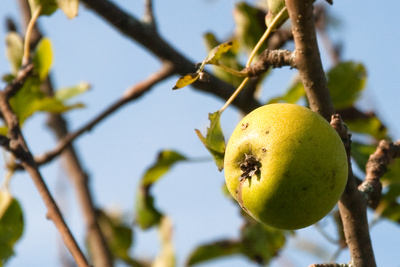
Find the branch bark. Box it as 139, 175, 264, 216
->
286, 0, 377, 265
331, 115, 376, 267
286, 0, 334, 120
0, 91, 90, 267
17, 1, 113, 266
80, 0, 260, 114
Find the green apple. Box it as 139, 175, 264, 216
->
224, 103, 348, 230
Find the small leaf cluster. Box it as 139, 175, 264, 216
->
28, 0, 79, 19
2, 37, 89, 135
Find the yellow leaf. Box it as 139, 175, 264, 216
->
172, 73, 199, 90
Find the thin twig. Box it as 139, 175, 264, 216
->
0, 91, 90, 267
243, 49, 294, 77
80, 0, 261, 114
33, 63, 174, 167
359, 140, 400, 208
16, 1, 113, 265
22, 5, 41, 66
330, 114, 377, 267
143, 0, 156, 29
3, 63, 35, 99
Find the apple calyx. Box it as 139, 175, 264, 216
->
239, 153, 260, 181
236, 154, 260, 217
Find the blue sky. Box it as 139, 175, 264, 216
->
0, 0, 400, 266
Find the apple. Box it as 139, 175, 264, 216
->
224, 103, 348, 230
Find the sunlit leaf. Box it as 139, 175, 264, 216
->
328, 61, 367, 109
9, 78, 84, 125
0, 127, 7, 136
234, 2, 267, 54
9, 78, 43, 124
186, 240, 242, 266
135, 186, 163, 230
28, 0, 58, 16
0, 192, 24, 265
58, 0, 79, 19
204, 42, 233, 65
141, 150, 187, 187
33, 38, 53, 81
203, 33, 242, 87
265, 0, 289, 28
172, 73, 199, 90
152, 217, 175, 267
195, 111, 225, 171
54, 81, 91, 101
5, 32, 23, 75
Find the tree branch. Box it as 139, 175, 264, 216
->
0, 91, 90, 267
16, 1, 113, 266
286, 0, 334, 120
359, 140, 400, 208
3, 63, 34, 99
80, 0, 261, 114
330, 114, 377, 267
244, 49, 294, 77
285, 0, 376, 265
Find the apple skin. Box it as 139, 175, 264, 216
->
224, 103, 348, 230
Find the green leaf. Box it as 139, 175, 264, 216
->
240, 221, 286, 265
0, 127, 7, 136
33, 38, 53, 81
350, 142, 375, 174
203, 33, 243, 87
328, 61, 367, 109
5, 32, 24, 75
97, 210, 132, 260
10, 78, 42, 124
58, 0, 79, 19
268, 79, 305, 104
377, 188, 400, 223
172, 73, 199, 90
195, 111, 225, 171
345, 114, 387, 140
135, 186, 163, 230
352, 141, 400, 184
0, 192, 24, 265
135, 150, 185, 230
152, 217, 175, 267
9, 78, 84, 125
54, 81, 91, 101
204, 42, 233, 65
28, 0, 58, 16
141, 150, 187, 187
186, 240, 242, 266
234, 2, 268, 54
265, 0, 289, 28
